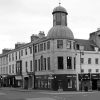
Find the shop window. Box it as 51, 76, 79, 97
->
57, 40, 63, 49
58, 56, 63, 69
48, 80, 51, 88
68, 79, 72, 88
88, 58, 91, 64
67, 56, 72, 69
47, 41, 50, 50
95, 58, 99, 64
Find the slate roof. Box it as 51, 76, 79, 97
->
74, 39, 98, 51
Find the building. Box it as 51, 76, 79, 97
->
0, 5, 100, 91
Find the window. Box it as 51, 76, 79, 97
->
25, 61, 28, 72
44, 43, 46, 51
16, 52, 17, 60
35, 60, 37, 71
56, 13, 61, 25
38, 44, 39, 52
76, 44, 79, 50
25, 48, 27, 55
58, 56, 63, 69
9, 54, 11, 62
67, 56, 72, 69
21, 50, 23, 56
81, 69, 84, 73
95, 58, 99, 64
66, 41, 71, 49
81, 58, 84, 64
30, 60, 32, 72
34, 45, 37, 53
19, 51, 20, 59
47, 57, 50, 70
29, 46, 32, 54
12, 53, 14, 61
12, 64, 14, 73
57, 40, 63, 49
40, 43, 43, 51
88, 58, 91, 64
88, 69, 91, 73
9, 65, 11, 73
43, 58, 46, 70
47, 41, 50, 50
41, 55, 43, 70
96, 69, 99, 73
38, 59, 41, 71
68, 79, 72, 88
74, 57, 76, 70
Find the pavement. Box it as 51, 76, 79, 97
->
0, 87, 98, 94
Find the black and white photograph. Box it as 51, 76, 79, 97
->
0, 0, 100, 100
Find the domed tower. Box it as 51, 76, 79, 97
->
47, 5, 74, 39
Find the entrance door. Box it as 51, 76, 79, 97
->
92, 79, 97, 90
58, 80, 63, 90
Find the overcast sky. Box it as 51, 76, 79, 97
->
0, 0, 100, 53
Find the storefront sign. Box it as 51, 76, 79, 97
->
15, 76, 22, 80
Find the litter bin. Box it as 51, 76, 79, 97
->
84, 86, 88, 91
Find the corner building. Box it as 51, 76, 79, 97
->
34, 5, 77, 91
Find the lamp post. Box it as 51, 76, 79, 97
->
79, 46, 84, 91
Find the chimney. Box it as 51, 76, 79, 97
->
2, 48, 12, 54
31, 34, 39, 42
38, 31, 45, 38
15, 42, 25, 49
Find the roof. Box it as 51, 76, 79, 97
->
52, 6, 67, 14
75, 39, 97, 51
47, 26, 74, 39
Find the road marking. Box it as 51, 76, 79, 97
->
26, 97, 56, 100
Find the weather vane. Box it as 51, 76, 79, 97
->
59, 0, 61, 6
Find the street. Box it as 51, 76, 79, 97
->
0, 88, 100, 100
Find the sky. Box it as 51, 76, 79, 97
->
0, 0, 100, 53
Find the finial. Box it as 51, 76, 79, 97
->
59, 0, 61, 6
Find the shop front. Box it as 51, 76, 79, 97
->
15, 76, 23, 87
35, 74, 77, 91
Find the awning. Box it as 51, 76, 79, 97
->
15, 76, 22, 80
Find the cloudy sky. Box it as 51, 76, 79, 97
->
0, 0, 100, 53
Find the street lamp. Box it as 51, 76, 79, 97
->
79, 46, 84, 91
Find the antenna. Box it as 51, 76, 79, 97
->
59, 0, 61, 6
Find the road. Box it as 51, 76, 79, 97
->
0, 88, 100, 100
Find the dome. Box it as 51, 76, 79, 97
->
47, 26, 74, 39
52, 6, 67, 14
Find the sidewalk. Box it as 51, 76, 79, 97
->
0, 87, 98, 94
